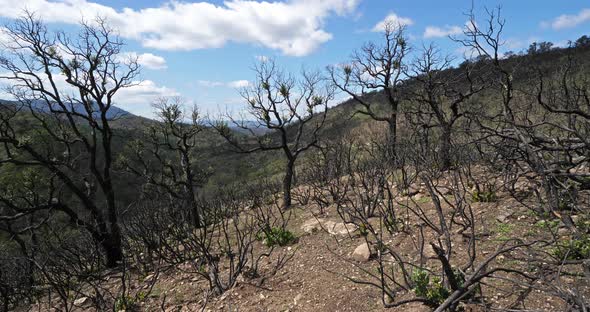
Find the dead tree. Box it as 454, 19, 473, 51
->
328, 21, 410, 162
132, 180, 294, 297
121, 97, 210, 227
213, 60, 332, 208
453, 7, 590, 310
0, 13, 139, 267
406, 44, 485, 170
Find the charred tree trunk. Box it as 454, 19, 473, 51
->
439, 125, 452, 171
102, 231, 124, 268
387, 117, 397, 165
283, 158, 295, 208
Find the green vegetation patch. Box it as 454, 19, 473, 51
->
256, 227, 296, 247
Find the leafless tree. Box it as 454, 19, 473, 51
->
0, 12, 140, 267
120, 97, 210, 227
406, 44, 485, 170
130, 180, 294, 297
213, 59, 333, 208
328, 21, 410, 162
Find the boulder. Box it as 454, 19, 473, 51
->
352, 242, 371, 262
424, 244, 438, 259
301, 218, 324, 233
74, 297, 92, 308
301, 218, 358, 235
496, 211, 512, 223
327, 221, 358, 235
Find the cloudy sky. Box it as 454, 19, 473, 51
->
0, 0, 588, 117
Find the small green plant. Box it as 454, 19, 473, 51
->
552, 235, 590, 260
256, 227, 296, 247
495, 222, 514, 235
359, 223, 369, 237
494, 222, 515, 241
411, 269, 429, 298
411, 269, 450, 306
114, 295, 136, 311
471, 190, 497, 203
534, 219, 560, 230
416, 196, 431, 204
384, 216, 403, 233
574, 216, 590, 233
133, 291, 147, 302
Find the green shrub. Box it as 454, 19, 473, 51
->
359, 223, 369, 237
114, 295, 136, 311
411, 269, 429, 298
256, 227, 296, 247
471, 190, 497, 203
411, 269, 450, 305
552, 235, 590, 260
495, 222, 514, 240
534, 219, 560, 230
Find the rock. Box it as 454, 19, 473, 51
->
328, 222, 358, 235
143, 274, 156, 282
424, 244, 438, 259
74, 297, 91, 308
443, 187, 454, 195
301, 218, 358, 235
293, 293, 303, 305
352, 242, 371, 262
496, 211, 512, 223
572, 214, 581, 225
557, 227, 570, 237
301, 218, 324, 233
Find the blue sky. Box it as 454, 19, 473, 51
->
0, 0, 589, 118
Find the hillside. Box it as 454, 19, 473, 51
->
2, 28, 590, 312
18, 167, 588, 312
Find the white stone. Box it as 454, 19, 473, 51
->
327, 222, 358, 235
352, 242, 371, 262
74, 297, 91, 307
301, 218, 324, 233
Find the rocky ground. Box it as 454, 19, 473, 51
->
24, 174, 588, 312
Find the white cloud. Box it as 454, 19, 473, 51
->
228, 80, 250, 88
1, 70, 178, 117
196, 80, 225, 88
423, 25, 462, 38
372, 13, 413, 32
0, 0, 360, 56
504, 37, 539, 51
255, 55, 269, 62
137, 53, 167, 70
197, 80, 250, 88
114, 80, 179, 116
544, 8, 590, 30
115, 80, 179, 105
119, 52, 167, 70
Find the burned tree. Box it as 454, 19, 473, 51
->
328, 22, 410, 162
121, 97, 210, 228
407, 45, 485, 170
214, 60, 332, 208
0, 13, 139, 267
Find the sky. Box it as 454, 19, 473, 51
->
0, 0, 589, 118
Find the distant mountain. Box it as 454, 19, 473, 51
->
228, 120, 272, 136
0, 99, 130, 120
